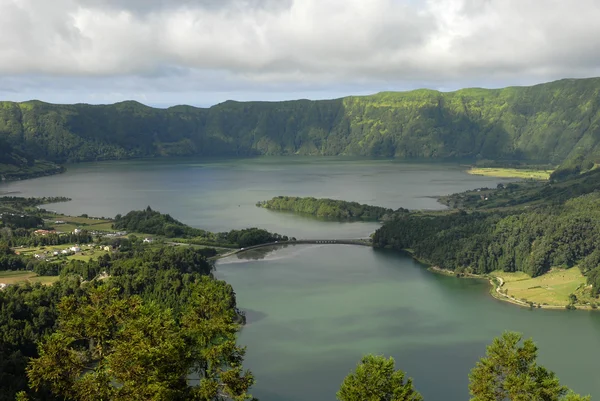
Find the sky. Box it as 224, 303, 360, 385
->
1, 0, 599, 107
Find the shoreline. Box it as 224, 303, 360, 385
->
465, 166, 553, 180
426, 264, 597, 311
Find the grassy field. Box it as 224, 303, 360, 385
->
492, 268, 594, 306
67, 249, 110, 262
0, 270, 60, 286
15, 244, 74, 255
467, 167, 553, 180
14, 244, 109, 263
47, 215, 115, 233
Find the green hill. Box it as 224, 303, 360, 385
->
1, 77, 600, 174
373, 168, 600, 299
0, 136, 63, 181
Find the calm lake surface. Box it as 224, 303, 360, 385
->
2, 157, 598, 400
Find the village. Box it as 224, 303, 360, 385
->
18, 222, 155, 262
0, 212, 158, 289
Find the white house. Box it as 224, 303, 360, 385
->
73, 228, 82, 234
61, 249, 70, 255
143, 237, 154, 243
70, 246, 81, 253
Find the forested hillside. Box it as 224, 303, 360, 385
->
1, 77, 600, 172
373, 168, 600, 295
0, 137, 63, 180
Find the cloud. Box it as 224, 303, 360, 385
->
0, 0, 599, 103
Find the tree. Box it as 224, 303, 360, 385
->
337, 354, 422, 401
469, 332, 589, 401
27, 282, 255, 401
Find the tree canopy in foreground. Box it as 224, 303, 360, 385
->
337, 332, 590, 401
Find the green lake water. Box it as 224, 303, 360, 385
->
2, 157, 598, 400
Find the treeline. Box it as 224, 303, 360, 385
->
0, 196, 70, 211
374, 170, 600, 294
0, 244, 63, 275
2, 78, 600, 173
114, 207, 289, 247
0, 228, 93, 247
441, 168, 600, 210
0, 246, 253, 400
257, 196, 407, 221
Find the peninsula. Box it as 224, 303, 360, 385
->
257, 196, 408, 221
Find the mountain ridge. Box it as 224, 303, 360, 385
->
1, 76, 600, 173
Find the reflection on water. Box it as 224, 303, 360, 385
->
0, 157, 513, 238
235, 245, 287, 260
219, 245, 600, 401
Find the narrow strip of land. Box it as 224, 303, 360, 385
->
212, 238, 372, 259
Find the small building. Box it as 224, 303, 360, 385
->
103, 246, 111, 251
61, 249, 70, 255
70, 246, 81, 253
143, 237, 154, 244
73, 228, 82, 234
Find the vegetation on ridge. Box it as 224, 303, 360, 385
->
2, 77, 600, 176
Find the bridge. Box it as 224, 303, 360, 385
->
214, 238, 372, 259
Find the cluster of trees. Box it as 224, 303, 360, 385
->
257, 196, 407, 221
0, 197, 70, 211
0, 197, 70, 230
224, 228, 291, 248
112, 207, 204, 237
2, 78, 600, 175
0, 228, 93, 248
0, 242, 26, 270
441, 168, 600, 211
374, 170, 600, 294
114, 207, 289, 247
0, 245, 253, 400
338, 332, 590, 401
1, 215, 43, 229
0, 242, 65, 275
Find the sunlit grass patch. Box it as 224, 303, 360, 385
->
467, 168, 553, 180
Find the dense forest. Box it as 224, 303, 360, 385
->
0, 246, 254, 400
374, 168, 600, 296
257, 196, 408, 220
2, 77, 600, 176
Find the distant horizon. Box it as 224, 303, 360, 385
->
4, 75, 596, 109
